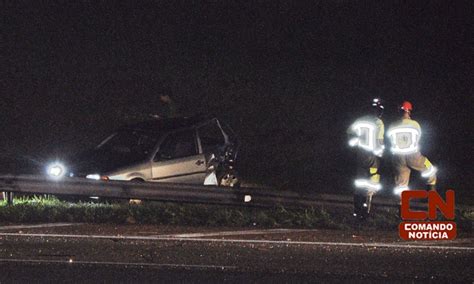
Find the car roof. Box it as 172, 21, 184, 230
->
119, 115, 217, 133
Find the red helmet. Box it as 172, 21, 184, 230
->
400, 101, 413, 112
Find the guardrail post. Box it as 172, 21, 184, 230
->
6, 192, 14, 205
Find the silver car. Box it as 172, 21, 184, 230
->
62, 116, 239, 185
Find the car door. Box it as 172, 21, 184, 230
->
196, 119, 228, 155
151, 128, 207, 184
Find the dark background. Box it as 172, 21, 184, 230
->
2, 1, 473, 199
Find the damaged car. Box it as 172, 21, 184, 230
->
51, 115, 240, 187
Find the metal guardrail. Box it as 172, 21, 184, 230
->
0, 175, 470, 211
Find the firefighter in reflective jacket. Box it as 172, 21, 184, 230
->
388, 101, 437, 195
347, 98, 385, 217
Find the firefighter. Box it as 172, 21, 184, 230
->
388, 101, 437, 195
347, 98, 385, 218
148, 86, 178, 119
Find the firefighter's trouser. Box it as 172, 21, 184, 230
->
392, 152, 437, 191
353, 150, 380, 216
355, 150, 381, 189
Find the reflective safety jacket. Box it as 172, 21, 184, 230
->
387, 118, 421, 155
347, 115, 385, 156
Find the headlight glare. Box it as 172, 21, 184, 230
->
86, 174, 101, 180
47, 163, 66, 179
86, 174, 109, 181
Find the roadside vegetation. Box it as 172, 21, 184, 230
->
0, 196, 472, 232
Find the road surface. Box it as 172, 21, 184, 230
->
0, 223, 472, 282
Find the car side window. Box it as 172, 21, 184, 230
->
155, 130, 197, 161
198, 121, 225, 153
98, 130, 158, 159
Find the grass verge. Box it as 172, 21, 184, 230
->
0, 196, 472, 232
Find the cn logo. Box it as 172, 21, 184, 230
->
401, 190, 455, 220
399, 190, 456, 241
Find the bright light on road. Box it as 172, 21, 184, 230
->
86, 174, 101, 180
47, 163, 66, 179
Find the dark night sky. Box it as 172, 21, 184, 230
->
2, 1, 473, 196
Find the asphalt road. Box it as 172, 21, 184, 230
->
0, 223, 472, 282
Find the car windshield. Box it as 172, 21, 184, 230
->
97, 130, 159, 160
